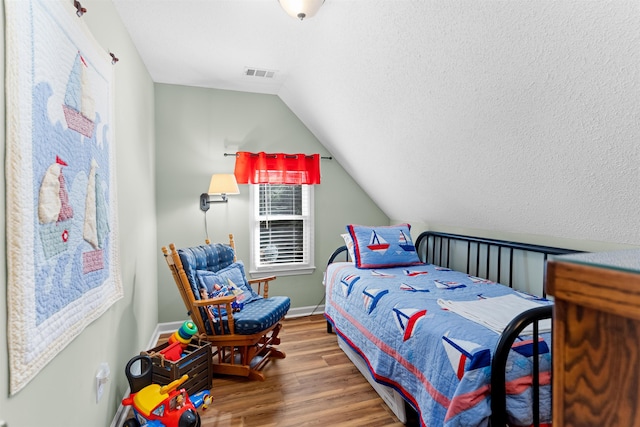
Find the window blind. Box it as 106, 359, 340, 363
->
255, 184, 312, 268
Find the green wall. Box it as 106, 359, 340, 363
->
155, 83, 389, 323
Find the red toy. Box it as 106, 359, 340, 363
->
160, 320, 198, 362
122, 355, 212, 427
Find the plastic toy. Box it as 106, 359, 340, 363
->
168, 321, 198, 347
160, 321, 198, 362
231, 300, 244, 312
122, 355, 212, 427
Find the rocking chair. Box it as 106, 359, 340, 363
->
162, 234, 290, 381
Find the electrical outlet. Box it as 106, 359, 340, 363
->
96, 362, 110, 403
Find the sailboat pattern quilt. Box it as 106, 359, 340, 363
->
5, 0, 122, 394
324, 262, 552, 427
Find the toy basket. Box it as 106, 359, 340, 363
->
142, 340, 212, 396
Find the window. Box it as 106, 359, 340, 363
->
250, 184, 315, 276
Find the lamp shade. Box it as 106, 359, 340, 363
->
278, 0, 325, 20
208, 174, 240, 195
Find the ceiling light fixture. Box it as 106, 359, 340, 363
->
278, 0, 325, 21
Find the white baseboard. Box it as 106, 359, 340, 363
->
110, 307, 323, 427
285, 304, 325, 318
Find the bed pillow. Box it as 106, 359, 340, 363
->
346, 223, 423, 269
196, 262, 262, 305
340, 233, 356, 262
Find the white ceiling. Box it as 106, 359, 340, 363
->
112, 0, 333, 95
112, 0, 640, 246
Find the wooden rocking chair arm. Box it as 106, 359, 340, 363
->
193, 295, 236, 306
248, 275, 276, 284
248, 275, 276, 298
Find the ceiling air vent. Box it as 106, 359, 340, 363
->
244, 67, 276, 79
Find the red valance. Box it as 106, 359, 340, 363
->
234, 152, 321, 185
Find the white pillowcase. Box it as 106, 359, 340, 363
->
340, 233, 356, 262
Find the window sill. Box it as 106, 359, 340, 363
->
249, 266, 316, 277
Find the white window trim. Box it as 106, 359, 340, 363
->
249, 184, 315, 277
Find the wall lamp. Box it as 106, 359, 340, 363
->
199, 174, 240, 211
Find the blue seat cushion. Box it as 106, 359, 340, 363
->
208, 296, 291, 335
176, 242, 289, 336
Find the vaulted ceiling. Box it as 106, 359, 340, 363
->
113, 0, 640, 246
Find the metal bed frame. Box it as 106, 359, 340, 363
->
326, 230, 580, 427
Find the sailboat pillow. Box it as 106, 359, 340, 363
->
346, 224, 423, 269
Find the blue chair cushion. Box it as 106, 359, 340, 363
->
177, 242, 289, 336
196, 263, 262, 305
209, 296, 291, 335
178, 243, 236, 300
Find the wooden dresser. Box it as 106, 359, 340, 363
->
547, 250, 640, 427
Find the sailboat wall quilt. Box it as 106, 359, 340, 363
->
5, 0, 123, 394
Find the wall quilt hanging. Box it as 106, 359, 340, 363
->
5, 0, 123, 394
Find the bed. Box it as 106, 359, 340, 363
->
324, 226, 579, 427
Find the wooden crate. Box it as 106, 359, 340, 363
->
142, 341, 212, 396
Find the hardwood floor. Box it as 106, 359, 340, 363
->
196, 314, 408, 427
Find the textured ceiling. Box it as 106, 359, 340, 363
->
113, 0, 640, 246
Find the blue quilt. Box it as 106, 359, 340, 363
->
324, 262, 552, 427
